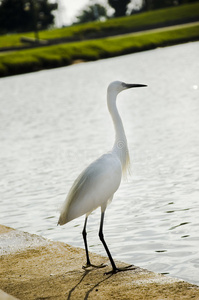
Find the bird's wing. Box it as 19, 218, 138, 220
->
58, 153, 122, 225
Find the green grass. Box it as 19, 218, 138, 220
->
0, 2, 199, 48
0, 24, 199, 77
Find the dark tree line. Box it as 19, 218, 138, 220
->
0, 0, 57, 33
0, 0, 198, 31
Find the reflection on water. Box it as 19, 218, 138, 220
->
0, 42, 199, 285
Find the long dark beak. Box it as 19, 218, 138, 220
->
125, 83, 147, 88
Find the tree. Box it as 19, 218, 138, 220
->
108, 0, 131, 17
75, 3, 107, 24
0, 0, 57, 34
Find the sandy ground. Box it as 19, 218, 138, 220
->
0, 224, 199, 300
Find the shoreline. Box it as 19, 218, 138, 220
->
0, 23, 199, 78
0, 224, 199, 299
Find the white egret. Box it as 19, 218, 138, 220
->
58, 81, 147, 274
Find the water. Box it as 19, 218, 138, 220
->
0, 42, 199, 285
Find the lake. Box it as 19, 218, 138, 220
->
0, 42, 199, 285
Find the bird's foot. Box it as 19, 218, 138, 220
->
82, 263, 107, 270
104, 264, 136, 275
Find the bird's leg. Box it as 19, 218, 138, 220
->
82, 216, 106, 270
99, 211, 117, 271
82, 216, 91, 267
99, 211, 136, 275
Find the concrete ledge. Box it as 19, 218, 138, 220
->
0, 289, 19, 300
0, 224, 199, 299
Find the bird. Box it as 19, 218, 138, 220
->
58, 81, 147, 274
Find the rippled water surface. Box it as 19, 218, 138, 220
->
1, 42, 199, 285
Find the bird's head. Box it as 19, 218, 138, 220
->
107, 81, 147, 96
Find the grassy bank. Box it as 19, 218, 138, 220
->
0, 23, 198, 77
0, 2, 199, 49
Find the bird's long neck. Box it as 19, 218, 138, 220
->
107, 91, 130, 177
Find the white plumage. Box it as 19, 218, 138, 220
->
58, 80, 147, 274
58, 153, 122, 225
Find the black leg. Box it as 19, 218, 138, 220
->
99, 211, 117, 271
82, 215, 106, 270
82, 216, 91, 266
99, 211, 136, 275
